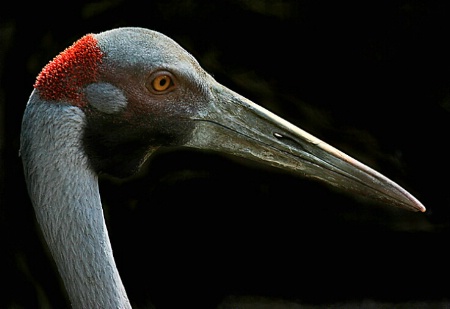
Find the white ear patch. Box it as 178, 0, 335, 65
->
85, 82, 127, 113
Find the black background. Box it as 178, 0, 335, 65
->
1, 1, 450, 308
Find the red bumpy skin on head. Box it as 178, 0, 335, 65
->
34, 34, 103, 107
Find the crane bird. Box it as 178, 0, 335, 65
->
20, 27, 425, 308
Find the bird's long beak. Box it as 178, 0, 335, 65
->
186, 83, 425, 212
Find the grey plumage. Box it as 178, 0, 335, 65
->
21, 93, 130, 308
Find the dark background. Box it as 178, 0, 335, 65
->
1, 1, 450, 308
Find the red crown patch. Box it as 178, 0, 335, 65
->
34, 34, 103, 107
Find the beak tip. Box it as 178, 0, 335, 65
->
408, 200, 426, 213
411, 196, 426, 213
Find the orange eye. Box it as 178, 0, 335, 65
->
150, 73, 173, 93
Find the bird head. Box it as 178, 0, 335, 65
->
31, 27, 425, 212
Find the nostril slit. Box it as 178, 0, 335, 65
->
273, 132, 283, 138
273, 131, 309, 153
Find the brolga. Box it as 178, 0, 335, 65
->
20, 27, 425, 308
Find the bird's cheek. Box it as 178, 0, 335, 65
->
146, 117, 196, 147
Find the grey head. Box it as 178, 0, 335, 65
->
30, 26, 426, 210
